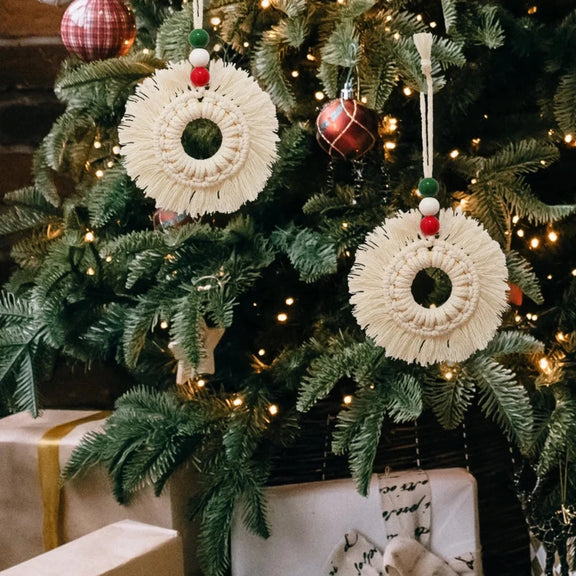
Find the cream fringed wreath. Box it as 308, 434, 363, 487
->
348, 209, 509, 366
118, 59, 279, 216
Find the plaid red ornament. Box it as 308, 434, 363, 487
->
316, 96, 378, 160
60, 0, 136, 62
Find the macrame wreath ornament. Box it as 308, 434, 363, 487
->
118, 59, 279, 217
348, 208, 509, 365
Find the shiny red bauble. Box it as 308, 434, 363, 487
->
420, 216, 440, 236
153, 209, 192, 230
61, 0, 136, 61
316, 97, 378, 160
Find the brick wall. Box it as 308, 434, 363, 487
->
0, 0, 68, 196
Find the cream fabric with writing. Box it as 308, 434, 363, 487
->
378, 469, 431, 546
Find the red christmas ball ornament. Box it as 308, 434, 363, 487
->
61, 0, 136, 62
316, 90, 378, 160
507, 282, 523, 306
420, 215, 440, 236
153, 209, 192, 230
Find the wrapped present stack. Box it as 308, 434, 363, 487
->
0, 410, 199, 575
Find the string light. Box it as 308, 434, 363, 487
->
142, 48, 150, 55
268, 404, 279, 416
343, 395, 353, 405
105, 255, 113, 263
539, 357, 550, 372
517, 229, 525, 238
530, 237, 540, 249
449, 149, 460, 159
160, 321, 169, 329
416, 14, 422, 21
93, 140, 102, 149
95, 169, 104, 178
285, 297, 294, 306
547, 274, 553, 280
232, 397, 243, 407
512, 215, 520, 224
260, 0, 270, 7
384, 141, 396, 150
515, 314, 522, 323
470, 178, 478, 184
444, 371, 453, 380
197, 379, 206, 388
253, 302, 258, 307
360, 96, 367, 104
572, 269, 576, 277
557, 332, 566, 342
107, 161, 114, 168
306, 53, 316, 61
548, 231, 558, 242
84, 231, 95, 242
472, 138, 481, 146
540, 160, 547, 166
291, 70, 299, 78
314, 91, 325, 101
341, 222, 349, 229
112, 145, 121, 155
526, 313, 533, 320
258, 348, 266, 356
86, 267, 96, 276
429, 21, 437, 28
565, 134, 573, 144
243, 41, 250, 48
213, 43, 222, 52
277, 313, 288, 323
403, 87, 412, 96
210, 16, 221, 25
527, 5, 538, 14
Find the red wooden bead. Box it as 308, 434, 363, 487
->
420, 215, 440, 236
190, 66, 210, 87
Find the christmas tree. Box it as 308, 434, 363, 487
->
2, 0, 576, 574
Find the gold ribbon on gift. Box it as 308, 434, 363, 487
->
38, 411, 111, 551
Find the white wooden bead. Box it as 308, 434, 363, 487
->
419, 196, 440, 216
188, 48, 210, 68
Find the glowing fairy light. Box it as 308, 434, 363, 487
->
539, 357, 550, 371
315, 91, 325, 100
93, 140, 102, 149
86, 267, 96, 276
160, 321, 169, 329
258, 348, 266, 356
444, 371, 453, 380
548, 231, 558, 242
343, 395, 353, 405
403, 87, 412, 96
112, 145, 121, 154
95, 169, 104, 178
210, 16, 221, 25
530, 237, 540, 249
232, 397, 243, 407
285, 297, 294, 306
517, 229, 525, 238
449, 149, 460, 159
84, 231, 95, 242
197, 379, 206, 388
268, 404, 279, 415
277, 313, 288, 323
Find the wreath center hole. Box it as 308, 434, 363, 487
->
181, 118, 222, 159
411, 267, 453, 308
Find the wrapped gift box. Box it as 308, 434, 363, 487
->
0, 410, 198, 574
231, 467, 482, 576
1, 520, 184, 576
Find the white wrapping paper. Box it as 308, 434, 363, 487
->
1, 520, 184, 576
0, 410, 199, 574
231, 468, 482, 576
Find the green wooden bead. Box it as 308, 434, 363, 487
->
189, 28, 210, 48
418, 177, 439, 197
